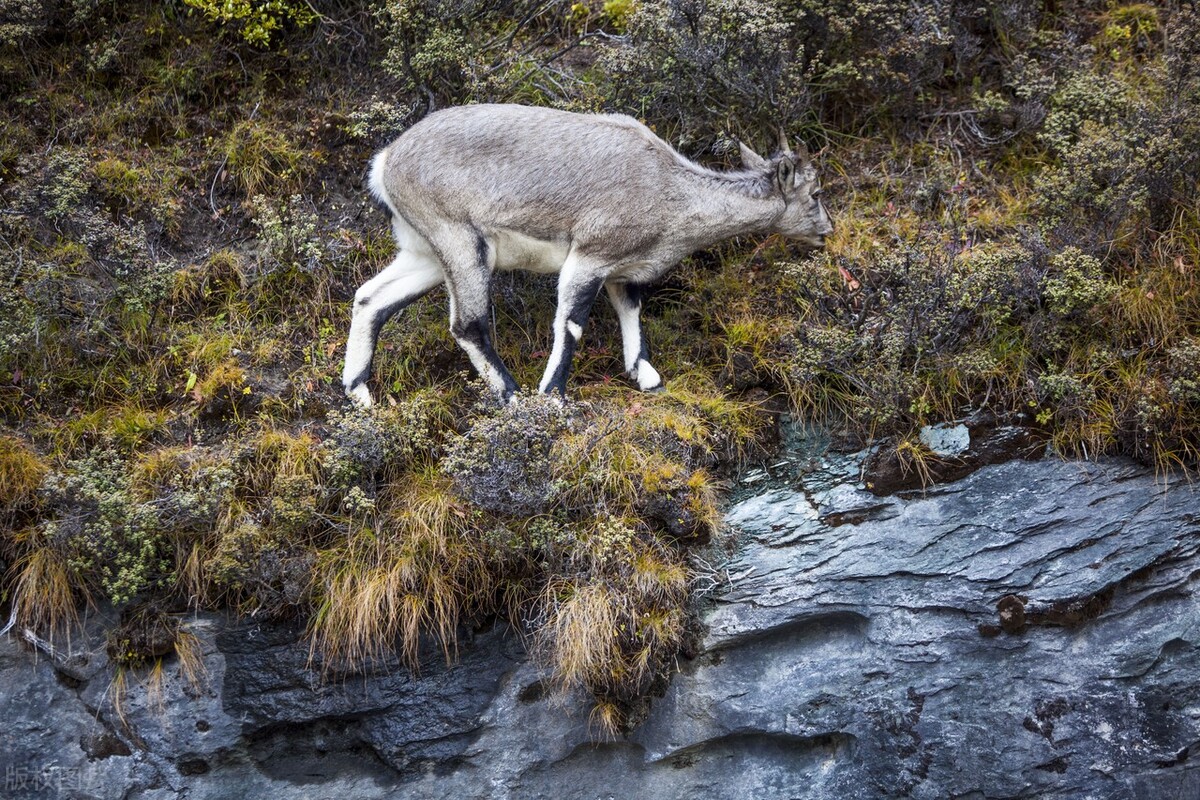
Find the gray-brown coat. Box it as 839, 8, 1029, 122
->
343, 104, 833, 405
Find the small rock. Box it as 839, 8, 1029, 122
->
919, 422, 970, 456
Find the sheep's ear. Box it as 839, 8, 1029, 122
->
795, 138, 810, 165
739, 141, 768, 169
775, 156, 795, 192
776, 126, 790, 155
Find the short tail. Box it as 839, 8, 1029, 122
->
367, 148, 395, 218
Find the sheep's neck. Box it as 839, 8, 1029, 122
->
677, 169, 782, 248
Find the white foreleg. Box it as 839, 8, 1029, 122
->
539, 254, 607, 395
605, 279, 662, 392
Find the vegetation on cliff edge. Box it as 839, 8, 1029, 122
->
1, 0, 1197, 733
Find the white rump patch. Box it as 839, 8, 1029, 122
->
368, 149, 391, 209
567, 320, 583, 340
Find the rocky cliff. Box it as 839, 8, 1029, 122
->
3, 444, 1198, 799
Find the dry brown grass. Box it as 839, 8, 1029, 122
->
0, 435, 46, 510
307, 474, 494, 670
539, 579, 624, 692
10, 532, 82, 641
174, 627, 209, 693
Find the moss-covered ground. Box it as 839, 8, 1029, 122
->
1, 0, 1197, 732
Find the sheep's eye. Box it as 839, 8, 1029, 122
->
811, 189, 823, 200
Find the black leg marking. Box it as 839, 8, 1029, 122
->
367, 295, 412, 349
543, 337, 578, 396
622, 282, 643, 307
475, 234, 491, 270
568, 277, 605, 325
348, 288, 436, 391
457, 316, 520, 397
542, 347, 576, 396
370, 196, 393, 217
545, 277, 605, 395
622, 282, 653, 366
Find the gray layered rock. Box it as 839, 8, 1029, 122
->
2, 449, 1198, 799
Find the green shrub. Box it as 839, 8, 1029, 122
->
599, 0, 1041, 144
0, 0, 98, 46
133, 447, 236, 534
1041, 248, 1116, 318
784, 245, 1041, 434
323, 391, 451, 493
376, 0, 579, 105
343, 98, 418, 143
1037, 8, 1200, 251
601, 0, 809, 146
209, 518, 315, 614
42, 149, 91, 221
1166, 338, 1200, 406
250, 194, 326, 272
43, 449, 166, 605
182, 0, 316, 47
1039, 73, 1130, 156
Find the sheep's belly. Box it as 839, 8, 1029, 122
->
492, 229, 569, 274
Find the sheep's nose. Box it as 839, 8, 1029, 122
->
819, 209, 834, 237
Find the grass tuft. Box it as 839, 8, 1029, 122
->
0, 435, 46, 511
10, 530, 83, 642
307, 474, 491, 670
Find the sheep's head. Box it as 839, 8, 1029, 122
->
740, 133, 833, 248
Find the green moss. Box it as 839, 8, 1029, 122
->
52, 406, 171, 454
602, 0, 635, 32
1100, 4, 1160, 61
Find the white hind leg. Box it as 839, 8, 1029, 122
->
343, 250, 444, 407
